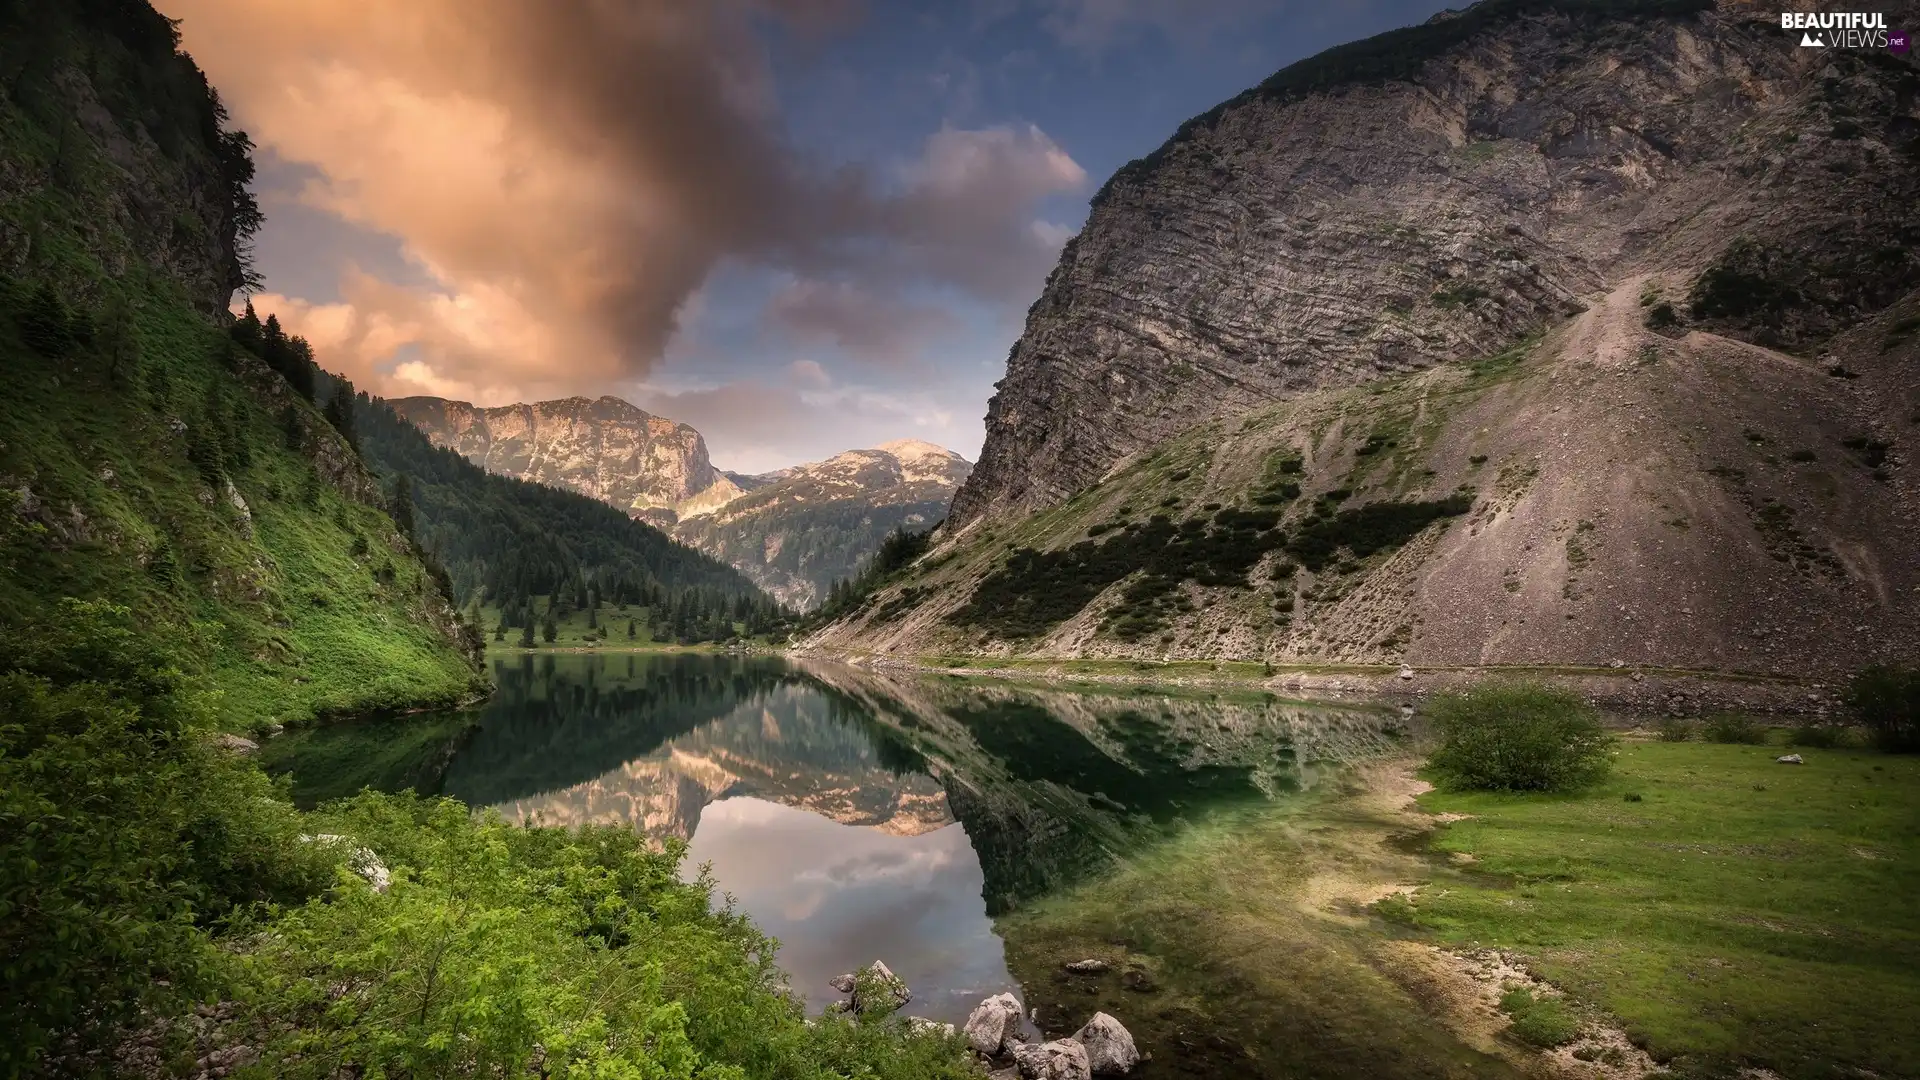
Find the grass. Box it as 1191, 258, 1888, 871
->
1403, 740, 1920, 1079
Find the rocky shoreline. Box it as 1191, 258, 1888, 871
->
798, 648, 1843, 719
827, 960, 1142, 1080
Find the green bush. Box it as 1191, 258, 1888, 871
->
1786, 722, 1848, 749
1655, 717, 1695, 742
1498, 987, 1580, 1048
1425, 683, 1614, 792
0, 601, 331, 1070
1700, 713, 1767, 745
1844, 665, 1920, 752
238, 795, 975, 1080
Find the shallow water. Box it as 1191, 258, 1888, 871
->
270, 651, 1404, 1026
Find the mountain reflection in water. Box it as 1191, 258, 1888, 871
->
267, 652, 1404, 1022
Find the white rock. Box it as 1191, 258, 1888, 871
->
965, 992, 1024, 1056
1776, 754, 1804, 765
1398, 667, 1415, 680
299, 834, 391, 893
213, 733, 258, 755
1071, 1012, 1140, 1075
850, 960, 910, 1014
1064, 959, 1110, 974
1012, 1039, 1092, 1080
906, 1016, 957, 1039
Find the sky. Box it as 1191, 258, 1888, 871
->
170, 0, 1455, 474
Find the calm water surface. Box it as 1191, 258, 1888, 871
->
271, 652, 1402, 1024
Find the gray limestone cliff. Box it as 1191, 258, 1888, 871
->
389, 395, 744, 521
949, 0, 1920, 531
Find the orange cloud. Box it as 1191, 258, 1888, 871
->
171, 0, 1083, 403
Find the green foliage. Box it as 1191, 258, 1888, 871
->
1655, 717, 1694, 742
0, 601, 331, 1071
349, 394, 780, 642
1283, 494, 1473, 572
812, 526, 936, 624
1844, 665, 1920, 752
1431, 283, 1491, 309
1785, 722, 1847, 749
1644, 301, 1679, 330
230, 795, 975, 1080
1699, 712, 1766, 745
1426, 682, 1614, 792
1498, 988, 1580, 1048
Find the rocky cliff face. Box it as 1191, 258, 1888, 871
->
815, 0, 1920, 679
669, 440, 972, 609
389, 395, 744, 521
949, 0, 1920, 531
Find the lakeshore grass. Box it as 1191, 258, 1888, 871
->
1404, 739, 1920, 1079
995, 774, 1523, 1079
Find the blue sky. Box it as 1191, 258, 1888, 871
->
187, 0, 1456, 473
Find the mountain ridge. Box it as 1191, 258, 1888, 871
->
811, 0, 1920, 677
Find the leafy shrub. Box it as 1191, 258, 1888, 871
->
1426, 683, 1614, 792
1498, 987, 1580, 1048
1655, 717, 1695, 742
237, 795, 973, 1079
0, 601, 331, 1070
1645, 301, 1679, 329
1700, 713, 1767, 745
1785, 722, 1846, 749
1844, 665, 1920, 752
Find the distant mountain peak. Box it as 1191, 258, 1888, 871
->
873, 438, 959, 461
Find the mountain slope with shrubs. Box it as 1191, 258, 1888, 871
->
0, 3, 968, 1076
810, 1, 1920, 678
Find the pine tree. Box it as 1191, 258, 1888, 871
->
389, 474, 415, 541
494, 623, 506, 643
17, 282, 75, 357
519, 623, 535, 648
542, 618, 557, 643
322, 378, 357, 447
627, 619, 637, 641
280, 405, 302, 450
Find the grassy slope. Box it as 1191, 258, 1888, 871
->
0, 15, 480, 728
1406, 740, 1920, 1078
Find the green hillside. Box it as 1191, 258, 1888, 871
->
0, 0, 482, 729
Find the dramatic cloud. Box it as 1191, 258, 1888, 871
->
170, 0, 1083, 401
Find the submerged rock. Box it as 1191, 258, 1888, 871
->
965, 992, 1024, 1056
1071, 1013, 1140, 1075
1012, 1038, 1091, 1080
1064, 959, 1110, 974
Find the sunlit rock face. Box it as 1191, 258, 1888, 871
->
668, 440, 973, 610
389, 394, 743, 520
491, 685, 955, 842
947, 3, 1920, 531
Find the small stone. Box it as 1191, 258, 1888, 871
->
1064, 958, 1110, 974
214, 733, 258, 755
1398, 667, 1415, 680
1071, 1012, 1140, 1074
1776, 754, 1804, 765
1631, 672, 1644, 683
1609, 658, 1625, 668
